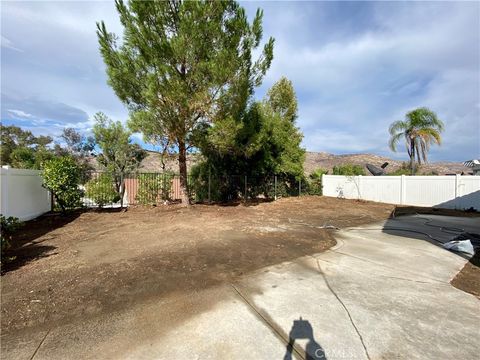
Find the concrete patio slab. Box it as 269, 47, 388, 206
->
233, 215, 479, 359
2, 286, 288, 360
2, 215, 479, 359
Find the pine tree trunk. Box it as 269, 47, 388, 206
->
178, 140, 190, 206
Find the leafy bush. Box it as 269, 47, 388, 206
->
248, 176, 276, 199
332, 164, 365, 176
189, 163, 248, 202
136, 173, 173, 205
10, 147, 36, 169
85, 173, 120, 207
190, 163, 303, 202
1, 215, 23, 263
421, 170, 439, 176
307, 168, 328, 195
42, 156, 83, 212
388, 162, 418, 176
188, 164, 211, 202
387, 162, 438, 176
273, 175, 303, 198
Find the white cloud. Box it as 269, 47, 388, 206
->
1, 36, 23, 52
7, 109, 34, 119
1, 1, 126, 123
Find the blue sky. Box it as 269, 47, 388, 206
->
1, 1, 479, 162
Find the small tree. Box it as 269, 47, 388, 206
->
85, 173, 120, 207
308, 168, 328, 195
42, 157, 83, 212
60, 128, 95, 156
55, 128, 95, 181
1, 124, 54, 169
93, 112, 146, 208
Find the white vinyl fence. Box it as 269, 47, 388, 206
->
0, 166, 51, 220
322, 174, 480, 210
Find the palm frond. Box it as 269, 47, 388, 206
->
388, 120, 408, 136
418, 128, 442, 145
388, 132, 404, 152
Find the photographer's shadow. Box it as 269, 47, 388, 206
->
283, 317, 326, 360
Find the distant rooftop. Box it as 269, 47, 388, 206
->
463, 159, 480, 168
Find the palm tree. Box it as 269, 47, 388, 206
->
389, 107, 444, 175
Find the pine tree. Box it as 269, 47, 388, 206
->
97, 0, 274, 205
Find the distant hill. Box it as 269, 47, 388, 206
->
90, 150, 471, 175
303, 152, 471, 176
138, 151, 199, 173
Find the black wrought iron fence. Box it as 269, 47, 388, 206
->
79, 171, 316, 208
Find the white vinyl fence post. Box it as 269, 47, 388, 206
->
454, 174, 461, 210
400, 175, 406, 205
357, 175, 362, 200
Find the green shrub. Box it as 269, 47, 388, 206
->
388, 162, 418, 176
421, 170, 439, 176
85, 173, 120, 207
42, 156, 83, 212
136, 173, 173, 205
332, 164, 365, 176
388, 163, 437, 176
190, 162, 303, 202
189, 163, 248, 202
1, 215, 23, 263
188, 164, 210, 202
249, 176, 275, 199
307, 168, 328, 195
274, 175, 303, 198
10, 147, 36, 169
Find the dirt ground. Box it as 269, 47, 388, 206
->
1, 197, 395, 335
451, 252, 480, 299
1, 196, 477, 337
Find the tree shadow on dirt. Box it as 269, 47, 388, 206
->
1, 209, 87, 274
1, 244, 58, 274
283, 317, 326, 360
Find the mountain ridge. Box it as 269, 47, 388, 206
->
303, 151, 470, 175
134, 150, 472, 175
